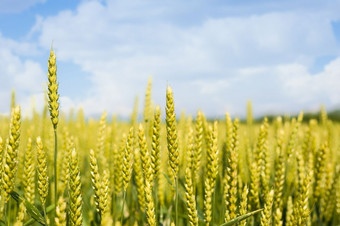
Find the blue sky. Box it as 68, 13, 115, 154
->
1, 0, 340, 118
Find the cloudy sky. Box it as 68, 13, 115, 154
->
1, 0, 340, 118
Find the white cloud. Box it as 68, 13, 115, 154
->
32, 0, 340, 117
1, 0, 340, 118
278, 58, 340, 106
0, 34, 45, 115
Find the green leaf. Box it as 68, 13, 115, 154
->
10, 191, 47, 226
162, 172, 175, 188
24, 204, 55, 226
196, 204, 205, 222
220, 209, 263, 226
0, 220, 5, 226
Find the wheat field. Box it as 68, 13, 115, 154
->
0, 49, 339, 226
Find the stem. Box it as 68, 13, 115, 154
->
43, 205, 47, 225
54, 127, 58, 224
5, 199, 9, 226
175, 177, 178, 226
121, 191, 126, 226
3, 205, 6, 226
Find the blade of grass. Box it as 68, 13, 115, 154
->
10, 191, 47, 225
162, 172, 175, 189
24, 205, 55, 226
219, 209, 263, 226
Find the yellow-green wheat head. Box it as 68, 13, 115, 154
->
47, 48, 59, 128
165, 85, 179, 179
3, 105, 21, 202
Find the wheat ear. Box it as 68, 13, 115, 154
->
23, 137, 35, 204
47, 47, 60, 219
185, 168, 198, 226
55, 196, 67, 226
3, 106, 21, 202
69, 149, 83, 226
36, 136, 49, 216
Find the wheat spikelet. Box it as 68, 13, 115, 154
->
133, 147, 146, 211
286, 118, 299, 160
47, 48, 59, 128
204, 179, 213, 226
100, 170, 110, 215
249, 161, 260, 210
295, 170, 312, 225
186, 127, 195, 172
145, 179, 156, 226
122, 127, 134, 191
89, 148, 103, 215
55, 196, 67, 226
69, 148, 83, 226
96, 111, 107, 168
225, 113, 233, 165
286, 196, 294, 226
260, 190, 274, 226
239, 185, 249, 226
207, 121, 219, 186
273, 129, 285, 225
166, 86, 179, 179
138, 124, 153, 184
23, 137, 35, 203
36, 136, 49, 207
255, 118, 269, 197
314, 142, 327, 201
193, 110, 203, 181
151, 106, 161, 186
3, 106, 21, 202
143, 77, 153, 126
204, 121, 218, 225
225, 118, 239, 221
185, 168, 198, 226
322, 169, 338, 222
